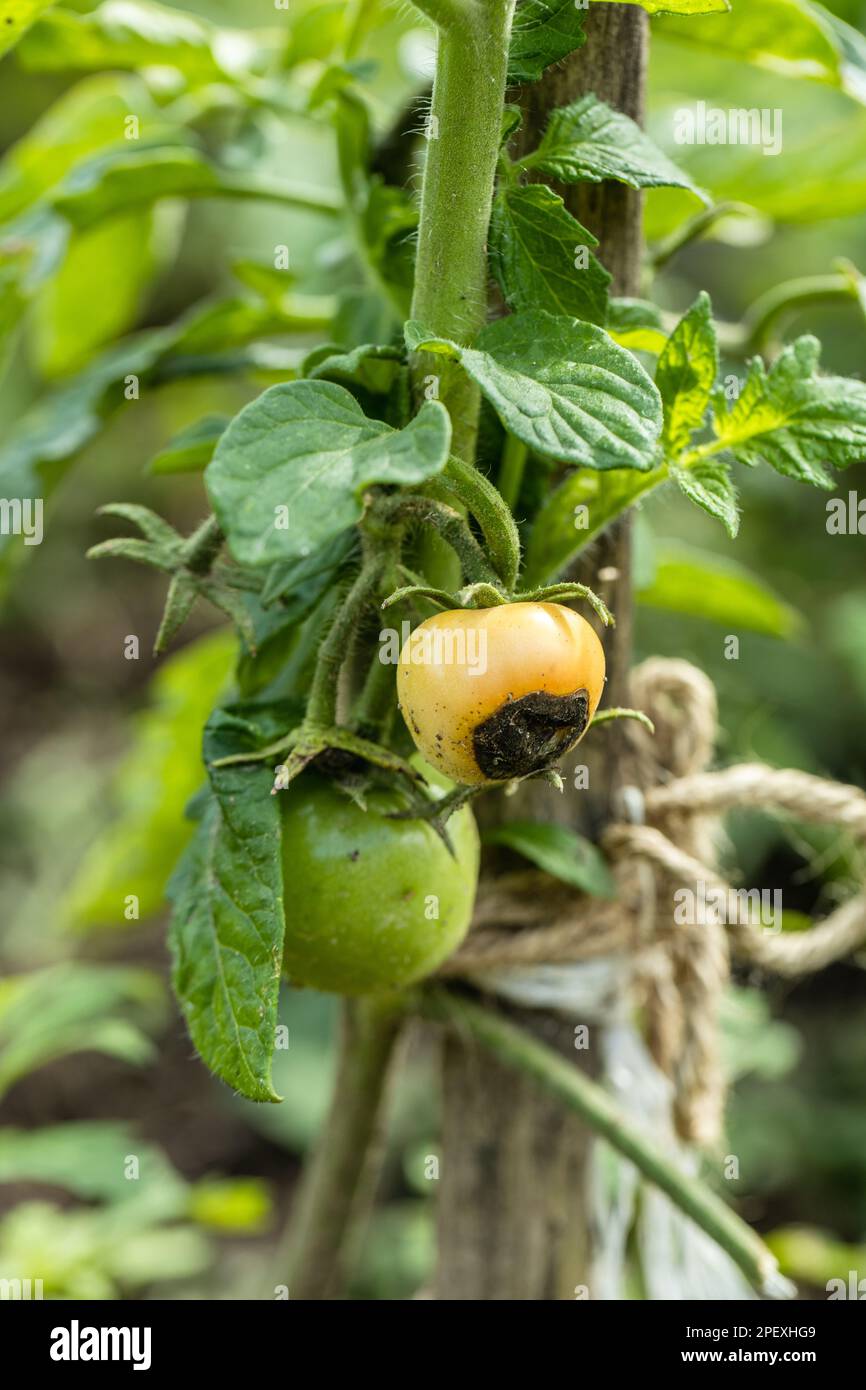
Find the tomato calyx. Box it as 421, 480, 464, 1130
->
382, 577, 616, 626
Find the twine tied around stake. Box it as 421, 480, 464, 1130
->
440, 658, 866, 1147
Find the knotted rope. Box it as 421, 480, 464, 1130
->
441, 658, 866, 1147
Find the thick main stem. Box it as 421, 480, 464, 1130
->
437, 3, 650, 1302
410, 0, 516, 462
282, 997, 404, 1300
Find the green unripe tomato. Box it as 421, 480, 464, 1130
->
279, 774, 479, 995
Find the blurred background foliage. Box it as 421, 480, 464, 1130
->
0, 0, 865, 1299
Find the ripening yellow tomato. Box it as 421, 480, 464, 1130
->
396, 602, 606, 785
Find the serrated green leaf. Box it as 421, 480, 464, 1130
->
482, 821, 616, 897
522, 93, 708, 200
671, 461, 739, 537
0, 0, 54, 58
69, 630, 236, 928
169, 704, 293, 1103
636, 543, 802, 637
523, 465, 661, 586
206, 380, 451, 567
148, 414, 229, 475
507, 0, 587, 84
656, 292, 718, 455
489, 185, 611, 326
409, 311, 662, 471
710, 336, 866, 485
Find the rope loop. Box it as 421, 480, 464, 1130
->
443, 658, 866, 1146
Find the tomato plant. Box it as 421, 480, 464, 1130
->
3, 0, 866, 1308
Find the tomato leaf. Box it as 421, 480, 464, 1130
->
520, 93, 708, 200
0, 0, 54, 59
606, 297, 668, 354
636, 543, 802, 638
606, 0, 729, 14
169, 703, 297, 1104
523, 465, 661, 586
206, 380, 451, 566
407, 310, 662, 471
303, 341, 405, 397
17, 0, 233, 81
489, 185, 611, 327
507, 0, 587, 84
656, 291, 718, 455
69, 631, 236, 929
148, 415, 229, 475
671, 461, 740, 538
657, 0, 866, 105
482, 821, 616, 898
710, 336, 866, 485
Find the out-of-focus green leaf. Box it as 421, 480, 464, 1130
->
523, 464, 660, 586
17, 0, 258, 82
767, 1225, 866, 1291
606, 297, 668, 354
657, 0, 866, 103
31, 210, 159, 376
49, 146, 339, 231
69, 630, 236, 928
0, 0, 54, 58
0, 964, 165, 1096
349, 1202, 435, 1301
0, 73, 174, 226
720, 986, 802, 1082
147, 414, 229, 474
482, 820, 616, 897
601, 0, 728, 11
0, 1198, 210, 1298
0, 1121, 187, 1217
636, 543, 803, 637
188, 1178, 272, 1233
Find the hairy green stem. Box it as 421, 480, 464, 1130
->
306, 559, 384, 727
497, 433, 527, 515
737, 273, 857, 354
377, 494, 500, 586
281, 997, 406, 1300
650, 201, 756, 272
418, 989, 794, 1300
409, 0, 516, 462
